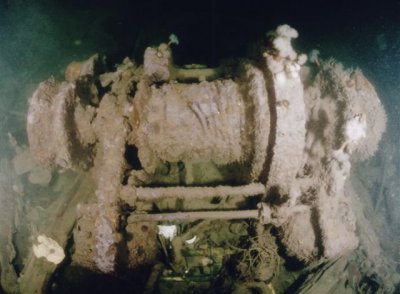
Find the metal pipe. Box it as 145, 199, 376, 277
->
128, 209, 260, 223
134, 183, 265, 201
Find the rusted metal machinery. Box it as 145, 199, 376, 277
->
27, 24, 386, 274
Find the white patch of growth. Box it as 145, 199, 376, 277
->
273, 24, 299, 60
33, 235, 65, 265
185, 236, 198, 245
266, 24, 305, 83
345, 114, 367, 144
157, 225, 177, 241
276, 72, 286, 84
297, 53, 308, 65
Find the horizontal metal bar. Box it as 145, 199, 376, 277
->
128, 209, 259, 223
134, 183, 265, 201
